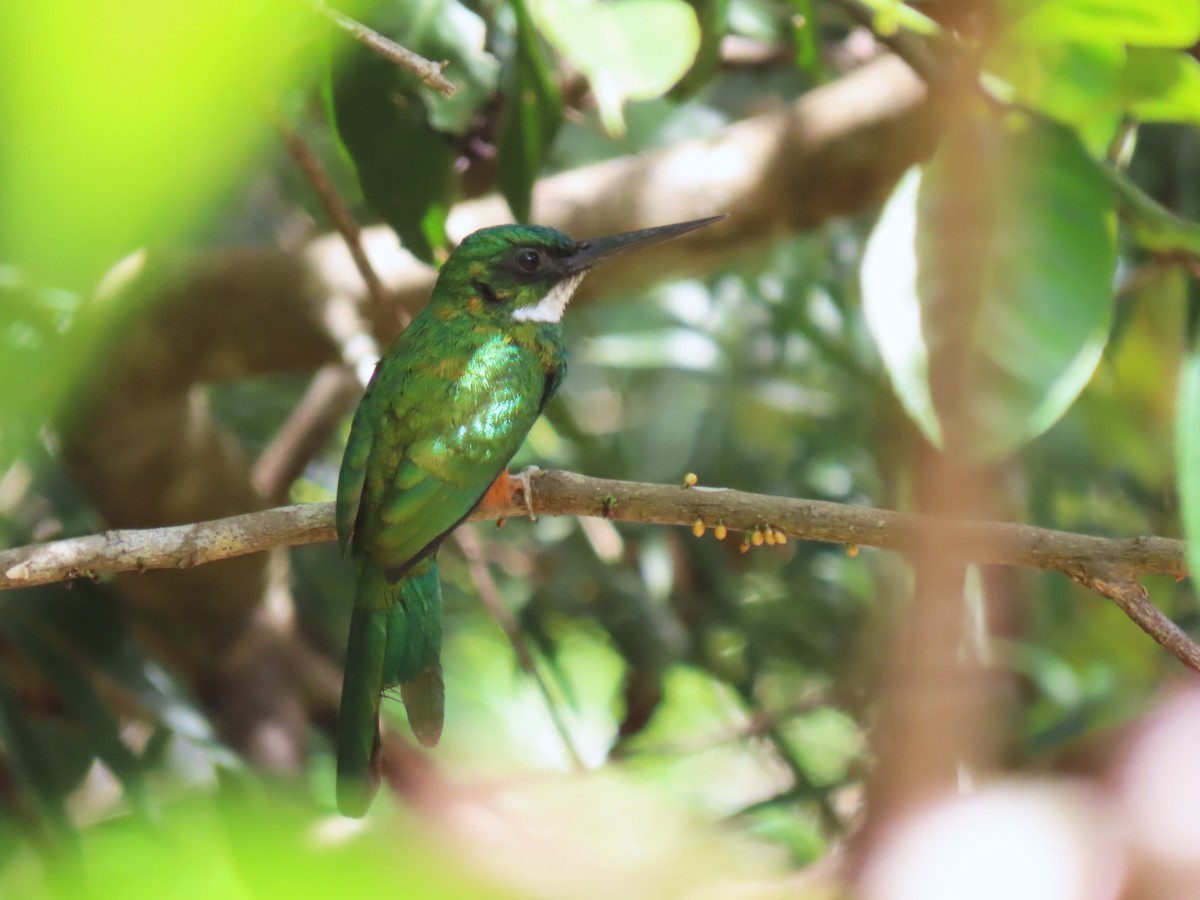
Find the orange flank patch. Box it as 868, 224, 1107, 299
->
432, 306, 458, 322
478, 468, 516, 511
466, 296, 484, 315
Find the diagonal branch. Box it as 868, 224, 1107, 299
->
1, 468, 1194, 667
1070, 569, 1200, 672
304, 0, 457, 97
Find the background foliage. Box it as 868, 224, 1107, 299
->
2, 0, 1200, 895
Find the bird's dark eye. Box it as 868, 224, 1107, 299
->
516, 248, 541, 273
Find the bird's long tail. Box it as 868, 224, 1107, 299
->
335, 558, 444, 818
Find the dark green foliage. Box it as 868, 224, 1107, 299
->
496, 0, 563, 222
331, 43, 457, 263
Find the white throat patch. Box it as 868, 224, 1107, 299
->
512, 272, 587, 323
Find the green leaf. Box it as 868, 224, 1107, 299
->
984, 38, 1125, 147
0, 281, 79, 466
862, 116, 1117, 460
1178, 340, 1200, 581
1005, 0, 1200, 47
1121, 47, 1200, 125
497, 0, 563, 222
533, 0, 701, 134
330, 0, 499, 262
332, 50, 456, 264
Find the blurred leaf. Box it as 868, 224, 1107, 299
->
985, 38, 1124, 149
388, 0, 500, 134
854, 0, 941, 37
861, 168, 939, 445
1100, 158, 1200, 257
497, 0, 563, 222
862, 116, 1116, 459
533, 0, 701, 134
1121, 47, 1200, 125
0, 615, 153, 820
0, 677, 77, 848
1005, 0, 1200, 47
0, 281, 78, 465
0, 0, 309, 288
0, 0, 311, 461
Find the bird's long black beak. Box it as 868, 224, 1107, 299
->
560, 215, 725, 275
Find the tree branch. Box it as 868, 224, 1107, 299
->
304, 0, 457, 97
2, 469, 1193, 666
276, 120, 393, 314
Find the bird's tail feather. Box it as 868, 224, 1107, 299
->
383, 560, 444, 747
336, 558, 444, 817
335, 565, 390, 817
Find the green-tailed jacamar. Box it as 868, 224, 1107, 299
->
335, 214, 723, 816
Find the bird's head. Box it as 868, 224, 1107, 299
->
430, 216, 724, 325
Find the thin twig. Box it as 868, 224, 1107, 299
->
1, 469, 1196, 671
305, 0, 457, 97
452, 529, 586, 770
1071, 569, 1200, 672
276, 121, 395, 315
264, 119, 406, 505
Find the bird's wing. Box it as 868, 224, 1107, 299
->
336, 394, 375, 555
354, 336, 548, 578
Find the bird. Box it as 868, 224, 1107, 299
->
334, 214, 724, 817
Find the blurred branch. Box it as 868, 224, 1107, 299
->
261, 121, 398, 504
304, 0, 457, 97
252, 364, 363, 504
3, 468, 1196, 668
1071, 569, 1200, 672
451, 528, 585, 770
276, 119, 393, 313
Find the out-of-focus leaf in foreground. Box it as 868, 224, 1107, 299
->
0, 0, 316, 460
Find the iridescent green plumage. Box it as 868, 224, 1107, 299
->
334, 216, 723, 817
